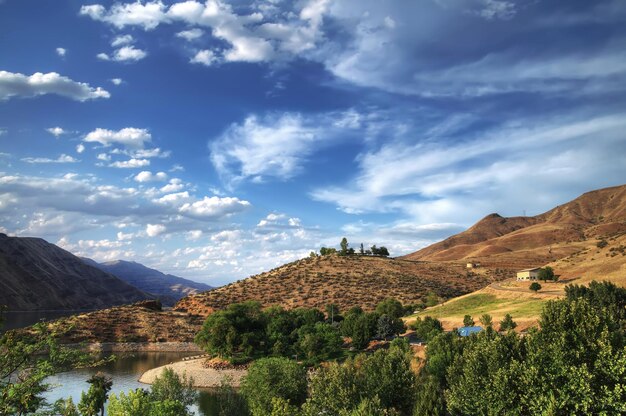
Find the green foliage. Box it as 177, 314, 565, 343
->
413, 375, 446, 416
424, 291, 441, 307
340, 237, 349, 255
462, 314, 474, 327
51, 397, 80, 416
409, 316, 443, 342
479, 314, 493, 328
319, 247, 337, 256
499, 313, 517, 331
296, 322, 343, 363
375, 298, 404, 319
241, 357, 308, 416
325, 303, 342, 323
537, 266, 555, 282
78, 372, 112, 416
370, 245, 390, 257
0, 323, 98, 416
565, 280, 626, 321
215, 376, 249, 416
150, 368, 197, 408
529, 282, 542, 292
376, 314, 405, 339
107, 389, 152, 416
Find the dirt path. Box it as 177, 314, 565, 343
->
139, 358, 247, 388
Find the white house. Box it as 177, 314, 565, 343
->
516, 267, 541, 281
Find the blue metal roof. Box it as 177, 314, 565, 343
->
458, 326, 483, 337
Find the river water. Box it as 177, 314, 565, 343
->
43, 352, 224, 415
2, 313, 226, 415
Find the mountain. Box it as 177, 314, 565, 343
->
402, 184, 626, 273
174, 255, 495, 316
87, 259, 213, 306
0, 234, 150, 311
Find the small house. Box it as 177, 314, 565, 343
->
458, 326, 483, 337
516, 267, 541, 281
466, 262, 475, 269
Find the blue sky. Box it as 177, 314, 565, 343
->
1, 0, 625, 285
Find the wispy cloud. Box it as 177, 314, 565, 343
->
21, 154, 78, 164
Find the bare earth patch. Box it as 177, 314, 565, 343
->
139, 358, 247, 388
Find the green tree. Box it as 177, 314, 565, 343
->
499, 314, 517, 331
296, 322, 343, 362
241, 357, 308, 416
325, 303, 341, 324
350, 314, 373, 350
303, 358, 363, 415
378, 246, 390, 257
0, 323, 97, 416
376, 314, 404, 339
375, 298, 404, 319
409, 316, 443, 342
537, 266, 555, 282
107, 389, 152, 416
463, 315, 475, 327
150, 368, 197, 409
51, 397, 80, 416
359, 243, 365, 255
340, 237, 349, 255
529, 282, 542, 292
479, 314, 493, 328
78, 372, 113, 416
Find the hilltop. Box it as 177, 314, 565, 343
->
403, 184, 626, 276
0, 234, 150, 310
174, 254, 496, 316
85, 259, 213, 306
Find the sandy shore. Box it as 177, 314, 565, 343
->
139, 358, 247, 388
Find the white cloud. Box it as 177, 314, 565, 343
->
210, 110, 361, 185
97, 53, 111, 61
111, 34, 134, 47
160, 178, 184, 193
80, 2, 168, 30
56, 47, 67, 57
190, 50, 216, 66
146, 223, 166, 237
134, 170, 168, 182
111, 78, 123, 85
112, 45, 148, 62
21, 154, 78, 164
84, 127, 151, 148
109, 158, 150, 168
179, 196, 251, 220
46, 127, 65, 137
0, 70, 110, 101
76, 144, 85, 154
186, 230, 203, 241
97, 153, 111, 161
176, 28, 204, 41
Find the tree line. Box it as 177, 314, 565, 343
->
316, 237, 390, 257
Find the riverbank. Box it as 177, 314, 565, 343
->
139, 358, 247, 388
65, 341, 204, 353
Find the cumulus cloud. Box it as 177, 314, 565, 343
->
21, 154, 78, 164
210, 110, 362, 185
56, 47, 67, 57
134, 170, 168, 182
109, 158, 150, 168
112, 45, 147, 61
146, 223, 166, 237
179, 196, 251, 220
76, 144, 85, 154
84, 127, 151, 148
46, 127, 65, 137
190, 50, 216, 66
111, 78, 123, 85
176, 28, 204, 41
0, 70, 110, 101
80, 2, 167, 30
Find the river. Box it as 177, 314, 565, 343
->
2, 312, 229, 415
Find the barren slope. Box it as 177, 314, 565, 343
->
403, 184, 626, 271
174, 255, 498, 317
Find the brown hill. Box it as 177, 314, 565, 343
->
0, 233, 150, 310
403, 184, 626, 270
174, 255, 497, 317
47, 300, 204, 344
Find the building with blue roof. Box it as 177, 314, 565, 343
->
458, 326, 483, 337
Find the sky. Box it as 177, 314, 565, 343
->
1, 0, 625, 286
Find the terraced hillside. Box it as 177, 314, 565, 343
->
175, 255, 499, 317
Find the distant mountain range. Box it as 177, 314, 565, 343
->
0, 234, 150, 311
84, 259, 213, 306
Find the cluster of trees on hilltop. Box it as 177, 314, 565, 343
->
317, 237, 390, 257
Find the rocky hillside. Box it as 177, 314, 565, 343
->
85, 259, 212, 306
47, 300, 204, 343
403, 184, 626, 271
175, 255, 497, 317
0, 234, 150, 310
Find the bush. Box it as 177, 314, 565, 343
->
529, 282, 542, 292
410, 316, 443, 342
241, 357, 308, 416
150, 368, 196, 408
